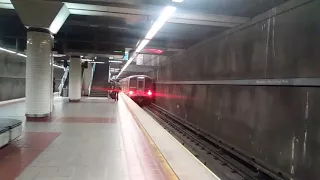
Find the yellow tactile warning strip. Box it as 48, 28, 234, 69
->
121, 97, 179, 180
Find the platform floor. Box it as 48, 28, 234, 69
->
0, 97, 177, 180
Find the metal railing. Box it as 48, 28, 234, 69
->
58, 66, 69, 96
88, 63, 96, 96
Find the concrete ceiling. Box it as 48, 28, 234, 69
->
0, 0, 289, 76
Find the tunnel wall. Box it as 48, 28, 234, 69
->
0, 51, 65, 101
154, 1, 320, 179
0, 51, 26, 101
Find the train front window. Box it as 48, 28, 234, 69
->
145, 78, 152, 91
138, 81, 144, 90
129, 78, 137, 90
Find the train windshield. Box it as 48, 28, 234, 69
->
138, 81, 144, 90
129, 77, 137, 90
145, 78, 152, 91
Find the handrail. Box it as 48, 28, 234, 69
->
58, 67, 69, 96
88, 63, 96, 96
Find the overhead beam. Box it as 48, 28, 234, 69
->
0, 1, 250, 27
65, 3, 249, 27
0, 0, 13, 9
168, 18, 239, 28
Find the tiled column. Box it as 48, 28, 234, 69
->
25, 30, 53, 119
69, 56, 81, 102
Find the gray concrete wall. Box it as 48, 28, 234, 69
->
154, 1, 320, 179
0, 51, 65, 101
0, 51, 26, 101
53, 68, 64, 92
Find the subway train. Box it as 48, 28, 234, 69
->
119, 75, 154, 105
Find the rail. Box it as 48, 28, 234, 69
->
144, 103, 287, 180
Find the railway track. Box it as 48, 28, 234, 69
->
144, 103, 286, 180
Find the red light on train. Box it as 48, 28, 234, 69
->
147, 90, 152, 96
129, 91, 134, 95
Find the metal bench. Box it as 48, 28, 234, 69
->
0, 127, 9, 148
0, 119, 22, 141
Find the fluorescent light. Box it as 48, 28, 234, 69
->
136, 40, 140, 47
117, 57, 134, 78
53, 54, 65, 57
0, 47, 64, 70
53, 64, 64, 69
136, 39, 150, 53
109, 56, 114, 59
0, 46, 27, 58
17, 53, 27, 57
116, 5, 176, 79
110, 68, 120, 72
145, 6, 176, 40
82, 59, 93, 62
91, 62, 104, 64
172, 0, 184, 2
109, 60, 122, 63
0, 47, 16, 54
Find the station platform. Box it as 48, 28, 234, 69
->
0, 93, 219, 180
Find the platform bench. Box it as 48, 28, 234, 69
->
0, 127, 9, 148
0, 119, 22, 141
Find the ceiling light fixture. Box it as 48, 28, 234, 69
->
172, 0, 184, 2
145, 6, 176, 40
1, 46, 64, 69
116, 5, 176, 79
17, 53, 27, 57
52, 54, 65, 57
109, 60, 122, 63
82, 59, 93, 62
53, 64, 65, 69
0, 47, 16, 54
135, 39, 150, 53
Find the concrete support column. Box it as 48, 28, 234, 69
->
69, 56, 81, 102
25, 30, 53, 119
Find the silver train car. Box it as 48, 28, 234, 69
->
120, 75, 154, 105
